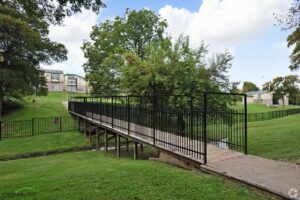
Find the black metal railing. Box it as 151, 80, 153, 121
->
68, 92, 247, 163
0, 116, 78, 140
247, 108, 300, 122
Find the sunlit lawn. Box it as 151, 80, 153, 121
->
248, 113, 300, 164
0, 131, 88, 159
3, 92, 69, 121
0, 151, 269, 200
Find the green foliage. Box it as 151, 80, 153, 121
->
242, 81, 259, 93
83, 9, 167, 95
263, 75, 300, 103
287, 26, 300, 71
275, 0, 300, 70
0, 0, 104, 119
83, 9, 236, 102
1, 0, 105, 25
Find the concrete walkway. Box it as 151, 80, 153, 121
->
204, 154, 300, 200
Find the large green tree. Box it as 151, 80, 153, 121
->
0, 0, 105, 119
276, 0, 300, 71
82, 9, 167, 95
83, 9, 235, 98
263, 75, 300, 105
120, 36, 235, 110
242, 81, 260, 93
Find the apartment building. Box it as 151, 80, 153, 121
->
41, 69, 90, 93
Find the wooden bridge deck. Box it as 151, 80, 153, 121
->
71, 111, 242, 164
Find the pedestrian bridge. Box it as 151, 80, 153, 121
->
68, 93, 247, 164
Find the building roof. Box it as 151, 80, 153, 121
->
64, 73, 85, 79
246, 90, 269, 96
41, 68, 63, 74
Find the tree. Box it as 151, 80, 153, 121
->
82, 9, 167, 95
0, 0, 105, 119
275, 0, 300, 71
263, 75, 300, 106
242, 81, 260, 93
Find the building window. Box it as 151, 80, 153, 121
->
51, 73, 60, 82
51, 84, 59, 91
68, 77, 77, 85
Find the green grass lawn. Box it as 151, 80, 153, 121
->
232, 103, 299, 113
3, 92, 69, 121
0, 151, 269, 200
248, 113, 300, 164
0, 131, 88, 159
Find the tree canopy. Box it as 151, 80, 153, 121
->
263, 75, 300, 104
83, 9, 236, 104
276, 0, 300, 71
0, 0, 105, 119
242, 81, 260, 93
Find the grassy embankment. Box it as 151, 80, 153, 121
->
232, 103, 299, 113
3, 92, 69, 121
248, 113, 300, 164
0, 151, 270, 200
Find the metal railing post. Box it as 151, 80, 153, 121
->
190, 96, 194, 138
203, 92, 207, 164
100, 97, 102, 123
112, 97, 114, 128
244, 94, 248, 154
153, 96, 156, 146
127, 96, 130, 135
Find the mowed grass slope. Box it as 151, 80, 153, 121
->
232, 103, 299, 113
248, 113, 300, 164
3, 92, 69, 121
0, 131, 88, 159
0, 151, 269, 200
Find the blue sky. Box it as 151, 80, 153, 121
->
47, 0, 297, 88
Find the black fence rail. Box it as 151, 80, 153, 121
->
0, 116, 78, 140
247, 108, 300, 122
68, 92, 247, 163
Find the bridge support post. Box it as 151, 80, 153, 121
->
96, 127, 99, 150
77, 116, 80, 131
83, 120, 87, 137
104, 129, 108, 153
117, 134, 120, 157
140, 144, 144, 157
126, 138, 129, 151
88, 123, 92, 147
134, 141, 138, 160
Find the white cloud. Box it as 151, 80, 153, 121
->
42, 9, 98, 76
159, 0, 291, 52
